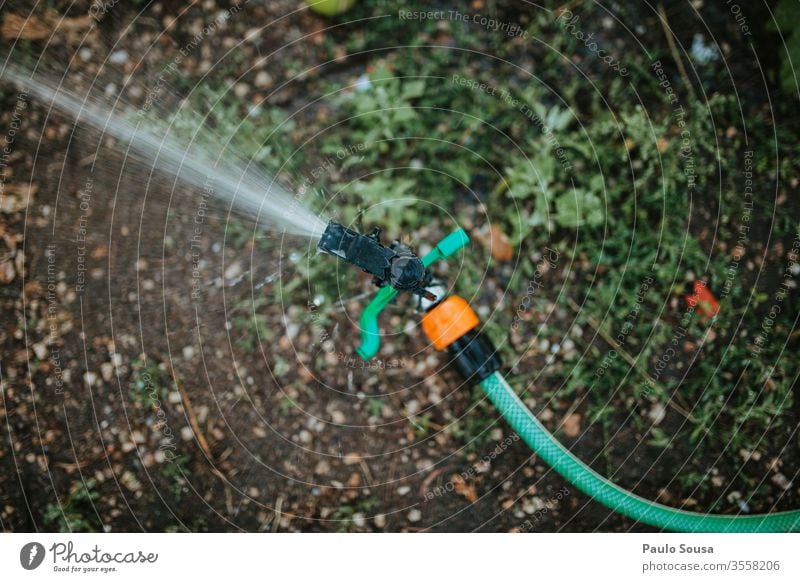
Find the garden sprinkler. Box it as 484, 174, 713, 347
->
315, 219, 800, 532
317, 220, 500, 375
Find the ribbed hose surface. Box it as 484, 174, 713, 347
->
480, 371, 800, 532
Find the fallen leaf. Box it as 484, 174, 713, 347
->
562, 413, 581, 438
0, 257, 15, 284
2, 13, 52, 40
490, 224, 513, 262
452, 474, 478, 503
24, 280, 43, 295
685, 280, 720, 317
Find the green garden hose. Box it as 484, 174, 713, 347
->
479, 371, 800, 532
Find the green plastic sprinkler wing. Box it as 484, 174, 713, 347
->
356, 228, 469, 359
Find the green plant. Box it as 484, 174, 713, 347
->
130, 359, 169, 407
329, 495, 380, 532
44, 479, 101, 532
229, 296, 275, 355
408, 413, 432, 438
366, 396, 384, 420
161, 454, 190, 500
448, 386, 497, 455
773, 0, 800, 92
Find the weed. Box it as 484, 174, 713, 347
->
130, 359, 169, 407
43, 479, 101, 532
161, 454, 190, 500
329, 495, 380, 532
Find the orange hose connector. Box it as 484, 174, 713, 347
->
421, 295, 479, 350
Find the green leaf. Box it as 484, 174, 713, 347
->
554, 190, 603, 227
402, 80, 426, 100
506, 154, 555, 200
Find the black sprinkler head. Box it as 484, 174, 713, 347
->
317, 220, 434, 298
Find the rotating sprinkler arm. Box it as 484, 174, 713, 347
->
316, 220, 469, 359
357, 228, 469, 359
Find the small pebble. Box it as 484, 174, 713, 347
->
32, 343, 48, 360
121, 471, 142, 491
772, 473, 792, 490
254, 70, 272, 88
343, 452, 361, 465
100, 362, 114, 382
181, 426, 194, 441
647, 403, 666, 426
109, 50, 129, 65
224, 262, 242, 280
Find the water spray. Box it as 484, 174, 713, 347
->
319, 223, 800, 532
0, 65, 327, 239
